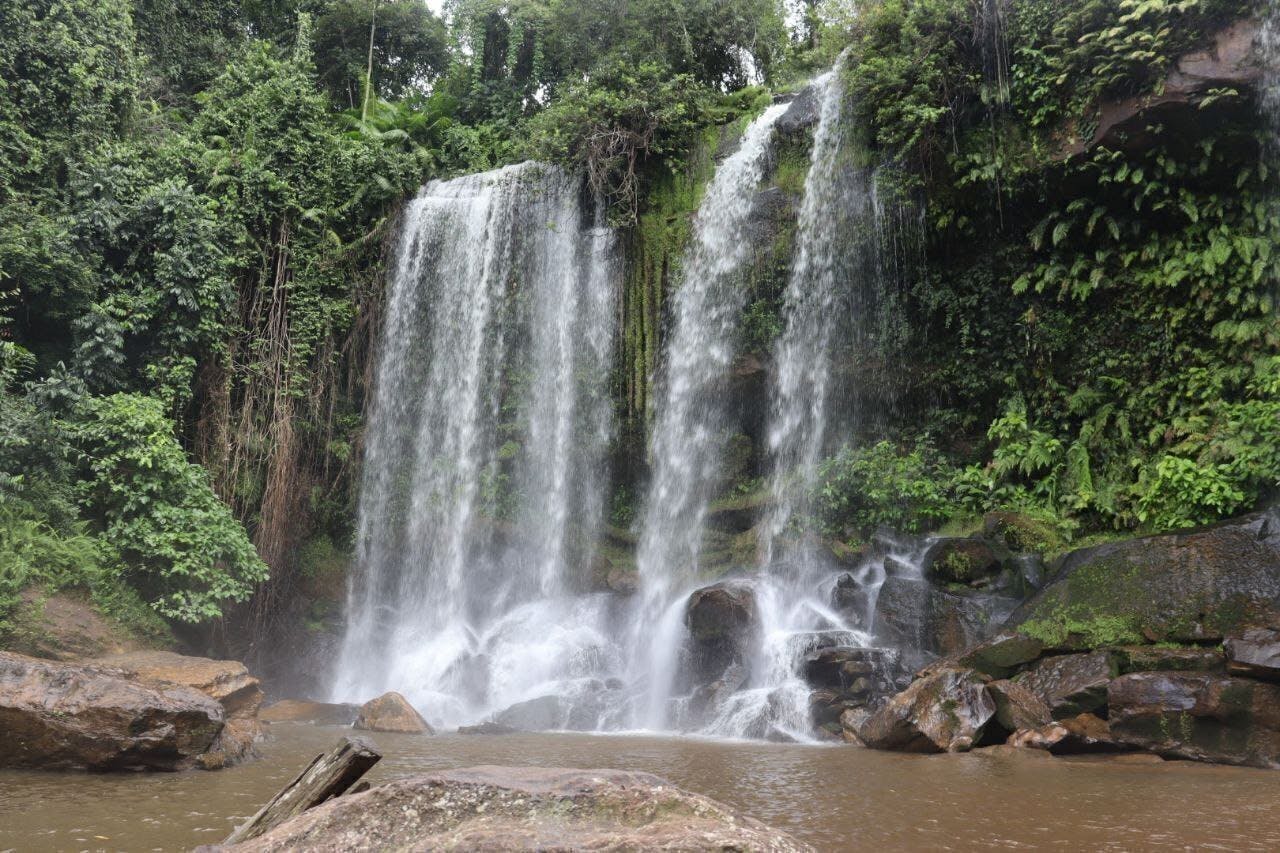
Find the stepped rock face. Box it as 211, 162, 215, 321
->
219, 766, 812, 852
0, 651, 227, 771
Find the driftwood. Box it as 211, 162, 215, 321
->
223, 735, 381, 845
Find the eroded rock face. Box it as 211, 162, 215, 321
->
1014, 651, 1115, 720
857, 667, 995, 753
1011, 507, 1280, 647
0, 652, 226, 771
352, 691, 433, 734
1108, 672, 1280, 769
220, 766, 812, 852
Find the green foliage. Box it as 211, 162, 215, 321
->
815, 441, 953, 538
70, 394, 268, 621
315, 0, 449, 108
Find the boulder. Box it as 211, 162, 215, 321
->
1014, 651, 1115, 719
261, 700, 360, 726
1011, 507, 1280, 648
457, 721, 520, 735
0, 651, 227, 771
802, 646, 897, 696
687, 661, 749, 725
493, 695, 567, 731
1108, 672, 1280, 768
352, 692, 433, 735
92, 650, 265, 766
684, 581, 761, 685
987, 679, 1052, 733
218, 766, 812, 852
858, 667, 995, 753
839, 707, 872, 745
923, 538, 1004, 584
1225, 628, 1280, 682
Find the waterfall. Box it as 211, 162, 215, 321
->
332, 163, 621, 728
632, 102, 790, 728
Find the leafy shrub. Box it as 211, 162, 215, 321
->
70, 394, 267, 622
814, 441, 953, 538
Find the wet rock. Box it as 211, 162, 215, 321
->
839, 707, 872, 745
883, 555, 916, 578
0, 651, 226, 771
858, 667, 995, 753
1010, 507, 1280, 648
1225, 628, 1280, 682
808, 689, 853, 729
957, 633, 1045, 679
1114, 645, 1226, 675
1009, 713, 1119, 755
687, 662, 749, 724
831, 572, 862, 615
219, 766, 812, 852
684, 581, 761, 685
1014, 651, 1115, 719
777, 84, 819, 136
923, 538, 1004, 584
873, 576, 1014, 660
1108, 672, 1280, 768
988, 679, 1052, 733
352, 691, 433, 734
260, 700, 360, 726
1010, 555, 1047, 593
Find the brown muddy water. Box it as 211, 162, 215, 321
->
3, 725, 1280, 852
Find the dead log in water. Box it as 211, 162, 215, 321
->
223, 735, 381, 845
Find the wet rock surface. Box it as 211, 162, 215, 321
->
1225, 628, 1280, 682
1015, 651, 1116, 720
0, 651, 227, 771
684, 581, 761, 686
352, 691, 433, 734
1107, 672, 1280, 768
923, 538, 1005, 585
987, 679, 1052, 734
219, 766, 812, 852
1011, 507, 1280, 647
856, 667, 995, 753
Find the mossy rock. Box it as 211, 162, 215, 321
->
1012, 508, 1280, 650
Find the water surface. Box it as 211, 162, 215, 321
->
3, 725, 1280, 851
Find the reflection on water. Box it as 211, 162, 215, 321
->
3, 725, 1280, 851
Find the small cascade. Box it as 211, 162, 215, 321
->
632, 102, 790, 728
332, 163, 622, 728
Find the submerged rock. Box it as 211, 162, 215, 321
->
857, 667, 995, 753
260, 700, 360, 726
1107, 672, 1280, 768
352, 691, 433, 734
1009, 713, 1120, 755
219, 766, 812, 852
0, 651, 227, 771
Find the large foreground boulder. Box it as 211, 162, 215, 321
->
94, 650, 265, 766
352, 691, 433, 734
220, 766, 812, 852
1108, 672, 1280, 769
857, 667, 995, 753
1011, 507, 1280, 648
0, 651, 228, 771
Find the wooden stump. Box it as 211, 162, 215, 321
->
223, 735, 381, 845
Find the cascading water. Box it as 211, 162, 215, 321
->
631, 102, 790, 730
332, 163, 623, 728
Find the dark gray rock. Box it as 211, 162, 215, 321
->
684, 581, 761, 686
923, 538, 1005, 584
873, 576, 1016, 660
776, 85, 819, 136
